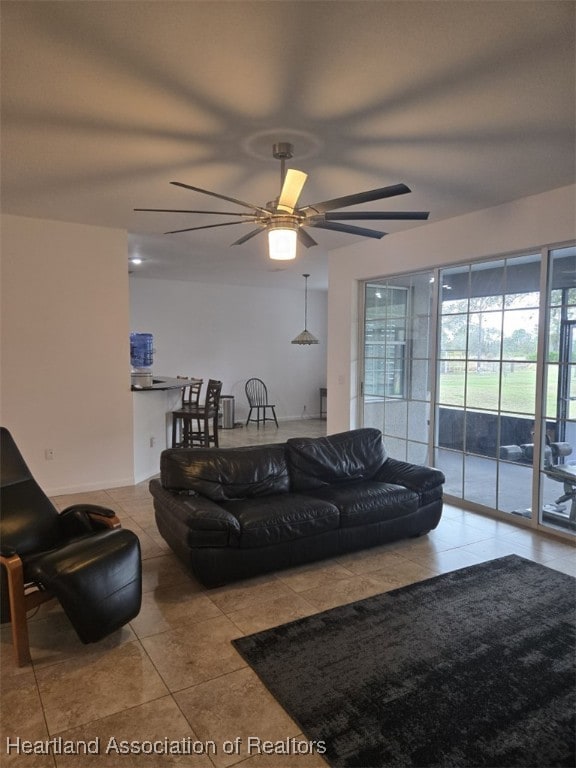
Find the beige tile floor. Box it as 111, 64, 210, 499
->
2, 419, 575, 767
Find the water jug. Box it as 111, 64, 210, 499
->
130, 333, 154, 386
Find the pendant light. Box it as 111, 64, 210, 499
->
291, 273, 319, 345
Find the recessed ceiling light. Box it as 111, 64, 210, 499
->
130, 257, 143, 265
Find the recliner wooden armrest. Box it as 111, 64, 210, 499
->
0, 551, 54, 666
59, 504, 121, 534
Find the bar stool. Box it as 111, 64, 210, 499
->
187, 379, 223, 447
171, 378, 203, 447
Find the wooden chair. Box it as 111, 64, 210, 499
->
187, 378, 223, 447
245, 377, 279, 428
171, 378, 203, 447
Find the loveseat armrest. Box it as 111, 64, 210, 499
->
375, 457, 445, 492
150, 478, 241, 546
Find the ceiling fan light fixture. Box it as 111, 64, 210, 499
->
292, 273, 319, 345
268, 217, 299, 261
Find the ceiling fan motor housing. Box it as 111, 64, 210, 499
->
268, 214, 300, 231
273, 142, 294, 160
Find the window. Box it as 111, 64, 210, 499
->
364, 285, 408, 398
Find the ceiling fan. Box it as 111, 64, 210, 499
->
135, 143, 429, 260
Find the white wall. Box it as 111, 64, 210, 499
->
0, 214, 134, 494
0, 213, 327, 494
327, 185, 576, 433
132, 388, 181, 484
129, 277, 328, 422
4, 186, 568, 494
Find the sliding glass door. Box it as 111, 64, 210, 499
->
359, 245, 575, 538
434, 255, 540, 517
539, 245, 576, 533
362, 271, 435, 465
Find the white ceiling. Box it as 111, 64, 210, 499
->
1, 1, 574, 291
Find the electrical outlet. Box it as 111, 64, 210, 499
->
45, 448, 54, 461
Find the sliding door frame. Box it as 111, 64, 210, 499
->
357, 241, 576, 542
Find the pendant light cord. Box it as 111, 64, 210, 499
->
304, 273, 309, 330
291, 273, 319, 344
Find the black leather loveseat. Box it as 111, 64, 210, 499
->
150, 428, 444, 587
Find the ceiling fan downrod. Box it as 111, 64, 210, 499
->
273, 142, 294, 190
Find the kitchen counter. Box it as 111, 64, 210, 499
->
131, 376, 187, 391
132, 377, 185, 482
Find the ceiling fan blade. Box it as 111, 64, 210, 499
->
298, 228, 318, 248
277, 169, 308, 213
310, 221, 386, 239
231, 227, 266, 246
135, 208, 259, 216
324, 211, 429, 221
302, 183, 411, 215
164, 219, 259, 235
170, 181, 270, 215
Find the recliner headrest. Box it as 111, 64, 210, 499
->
0, 427, 35, 488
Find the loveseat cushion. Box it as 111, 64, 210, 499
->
306, 481, 418, 527
160, 444, 289, 501
374, 457, 445, 508
287, 428, 386, 492
221, 494, 340, 548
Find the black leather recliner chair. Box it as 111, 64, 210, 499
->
0, 427, 142, 665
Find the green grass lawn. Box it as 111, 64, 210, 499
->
439, 368, 557, 416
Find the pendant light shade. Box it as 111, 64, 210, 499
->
291, 328, 319, 345
292, 273, 319, 345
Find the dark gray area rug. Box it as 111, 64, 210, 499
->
233, 555, 576, 768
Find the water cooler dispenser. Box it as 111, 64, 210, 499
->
130, 332, 154, 387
